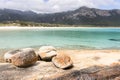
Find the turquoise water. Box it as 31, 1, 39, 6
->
0, 27, 120, 49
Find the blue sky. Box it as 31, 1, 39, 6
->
0, 0, 120, 13
43, 0, 49, 2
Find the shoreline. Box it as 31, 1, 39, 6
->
0, 26, 120, 30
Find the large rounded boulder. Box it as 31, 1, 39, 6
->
52, 54, 73, 69
38, 46, 57, 61
4, 48, 37, 67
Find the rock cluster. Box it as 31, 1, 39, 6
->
4, 46, 73, 69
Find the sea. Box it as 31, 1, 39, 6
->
0, 27, 120, 50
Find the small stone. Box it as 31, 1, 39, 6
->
52, 54, 73, 69
38, 46, 57, 61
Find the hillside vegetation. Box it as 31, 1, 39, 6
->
0, 6, 120, 27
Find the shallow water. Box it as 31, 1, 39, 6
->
0, 27, 120, 49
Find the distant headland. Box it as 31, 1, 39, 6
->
0, 6, 120, 27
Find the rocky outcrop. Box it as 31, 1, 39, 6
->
44, 64, 120, 80
52, 54, 73, 69
4, 48, 37, 67
0, 61, 58, 80
1, 62, 119, 80
38, 46, 57, 61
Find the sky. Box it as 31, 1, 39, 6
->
0, 0, 120, 13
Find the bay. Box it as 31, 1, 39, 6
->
0, 27, 120, 49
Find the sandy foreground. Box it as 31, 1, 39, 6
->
1, 49, 120, 66
1, 49, 120, 65
0, 49, 120, 80
0, 50, 120, 69
57, 49, 120, 69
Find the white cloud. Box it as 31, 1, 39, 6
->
52, 5, 60, 11
0, 0, 120, 13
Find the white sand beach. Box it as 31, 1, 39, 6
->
0, 26, 120, 30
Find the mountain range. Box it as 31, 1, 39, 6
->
0, 6, 120, 26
